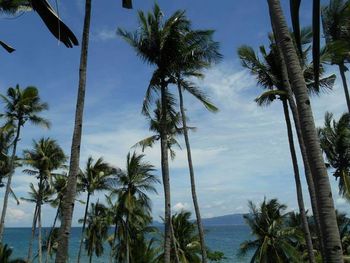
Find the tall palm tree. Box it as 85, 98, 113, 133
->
118, 6, 191, 261
76, 157, 116, 263
322, 0, 350, 112
80, 202, 110, 263
173, 28, 222, 263
55, 2, 132, 261
239, 198, 302, 262
0, 85, 50, 242
0, 0, 78, 47
318, 112, 350, 199
267, 0, 343, 261
237, 35, 335, 262
22, 137, 66, 263
110, 152, 159, 263
21, 183, 54, 263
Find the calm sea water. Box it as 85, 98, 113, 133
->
4, 225, 252, 262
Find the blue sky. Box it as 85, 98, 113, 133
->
0, 0, 347, 227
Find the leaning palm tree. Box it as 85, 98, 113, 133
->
322, 0, 350, 112
237, 34, 335, 262
318, 112, 350, 200
118, 5, 191, 261
80, 202, 110, 263
55, 2, 132, 261
239, 198, 302, 262
0, 85, 50, 242
22, 137, 66, 263
109, 152, 159, 263
76, 157, 116, 263
21, 183, 54, 263
267, 0, 343, 261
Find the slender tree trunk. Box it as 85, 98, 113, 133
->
77, 192, 91, 263
28, 204, 39, 263
177, 83, 207, 263
273, 30, 325, 257
55, 0, 92, 261
38, 203, 43, 263
160, 80, 172, 263
126, 215, 130, 263
339, 63, 350, 113
170, 220, 180, 263
282, 99, 315, 263
267, 1, 343, 262
89, 254, 92, 263
110, 223, 118, 263
46, 201, 61, 263
0, 122, 21, 241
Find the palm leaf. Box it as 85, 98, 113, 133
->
0, 40, 15, 53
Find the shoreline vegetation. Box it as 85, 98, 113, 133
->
1, 0, 350, 262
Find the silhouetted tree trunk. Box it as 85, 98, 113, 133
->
77, 192, 91, 263
339, 63, 350, 113
55, 0, 92, 261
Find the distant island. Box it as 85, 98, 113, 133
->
153, 213, 246, 227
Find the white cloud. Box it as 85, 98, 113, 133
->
93, 28, 117, 41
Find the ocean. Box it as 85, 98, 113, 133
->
4, 225, 252, 262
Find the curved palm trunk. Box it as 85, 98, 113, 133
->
267, 0, 343, 261
177, 84, 207, 263
339, 63, 350, 113
55, 0, 92, 261
275, 37, 324, 256
170, 220, 180, 263
77, 192, 91, 263
282, 99, 315, 263
0, 122, 21, 241
28, 204, 39, 263
287, 92, 325, 256
45, 201, 61, 263
160, 81, 172, 263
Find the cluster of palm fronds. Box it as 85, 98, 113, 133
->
239, 198, 350, 263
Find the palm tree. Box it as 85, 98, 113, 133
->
76, 157, 116, 263
110, 152, 159, 263
0, 85, 50, 242
172, 28, 222, 263
118, 6, 191, 261
21, 183, 54, 263
0, 243, 26, 263
22, 138, 66, 263
80, 202, 110, 263
55, 2, 132, 261
237, 35, 331, 262
0, 0, 78, 47
239, 198, 302, 262
133, 98, 184, 160
322, 0, 350, 112
267, 0, 343, 261
318, 112, 350, 199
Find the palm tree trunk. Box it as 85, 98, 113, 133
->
38, 203, 43, 263
177, 83, 207, 263
282, 99, 315, 263
272, 29, 325, 257
89, 254, 92, 263
170, 220, 180, 263
28, 204, 39, 263
110, 223, 118, 263
160, 80, 172, 263
339, 63, 350, 113
55, 0, 92, 261
77, 192, 91, 263
45, 201, 61, 263
0, 122, 21, 241
267, 0, 343, 261
287, 91, 325, 257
